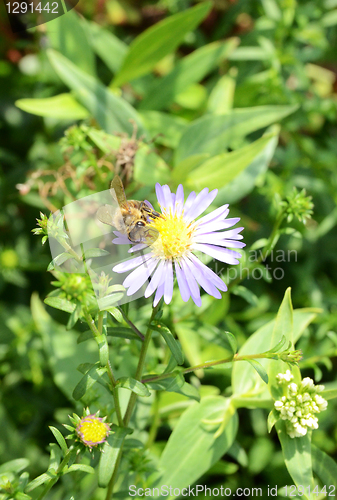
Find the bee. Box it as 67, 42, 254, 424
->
96, 175, 160, 244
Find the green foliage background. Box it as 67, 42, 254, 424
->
1, 0, 337, 498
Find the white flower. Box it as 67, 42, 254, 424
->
274, 372, 328, 439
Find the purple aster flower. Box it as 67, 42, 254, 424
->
112, 184, 245, 307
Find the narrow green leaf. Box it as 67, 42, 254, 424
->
224, 331, 237, 355
207, 73, 236, 114
134, 144, 170, 185
44, 297, 76, 314
66, 303, 81, 330
72, 364, 107, 400
276, 420, 314, 497
47, 252, 73, 271
140, 38, 238, 110
0, 459, 29, 474
15, 94, 89, 120
98, 428, 132, 487
46, 9, 95, 76
113, 2, 212, 87
25, 472, 54, 492
232, 286, 259, 307
116, 377, 150, 397
65, 464, 95, 474
175, 104, 298, 163
87, 129, 121, 154
139, 111, 188, 149
85, 20, 128, 73
83, 248, 110, 259
172, 153, 210, 185
321, 387, 337, 400
146, 372, 185, 392
77, 330, 93, 344
96, 334, 109, 367
311, 444, 337, 490
49, 427, 68, 456
47, 49, 146, 136
107, 326, 142, 341
186, 132, 275, 191
247, 360, 269, 384
267, 409, 279, 433
151, 321, 184, 365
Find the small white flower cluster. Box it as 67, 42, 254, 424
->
274, 371, 328, 438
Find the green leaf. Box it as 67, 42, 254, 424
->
175, 104, 298, 163
247, 360, 269, 384
47, 252, 74, 271
268, 288, 293, 400
44, 297, 76, 314
231, 308, 320, 399
215, 126, 279, 203
107, 326, 142, 341
116, 377, 150, 397
231, 286, 259, 307
146, 372, 185, 392
0, 459, 29, 474
49, 427, 68, 456
154, 397, 238, 498
150, 321, 184, 365
311, 444, 337, 491
83, 248, 110, 259
112, 2, 212, 87
139, 38, 238, 111
134, 144, 170, 185
25, 472, 54, 492
98, 427, 132, 487
228, 46, 270, 61
224, 331, 237, 355
15, 94, 89, 120
172, 153, 210, 185
139, 111, 188, 149
207, 73, 236, 115
185, 132, 276, 191
87, 129, 121, 153
46, 9, 95, 76
47, 49, 146, 137
85, 20, 128, 74
72, 363, 107, 401
267, 409, 279, 433
276, 420, 314, 498
96, 334, 109, 367
65, 464, 95, 474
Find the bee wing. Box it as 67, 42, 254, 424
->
144, 227, 160, 245
110, 175, 129, 210
96, 205, 116, 226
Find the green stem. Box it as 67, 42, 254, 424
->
117, 306, 145, 341
142, 352, 280, 384
146, 392, 160, 449
124, 303, 160, 427
105, 443, 124, 500
105, 304, 160, 500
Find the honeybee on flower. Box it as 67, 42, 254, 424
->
112, 183, 245, 306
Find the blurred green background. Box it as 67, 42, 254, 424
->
1, 0, 337, 497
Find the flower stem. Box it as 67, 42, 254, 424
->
123, 303, 160, 427
141, 351, 281, 384
117, 306, 145, 341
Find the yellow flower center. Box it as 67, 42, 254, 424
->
149, 212, 195, 259
77, 417, 109, 446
